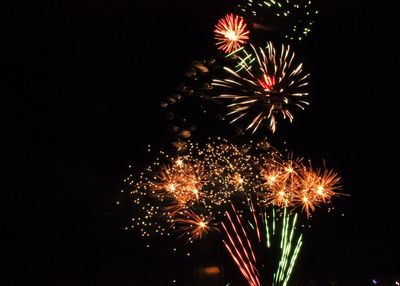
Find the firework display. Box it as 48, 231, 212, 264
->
120, 1, 345, 285
124, 139, 273, 241
260, 156, 342, 218
237, 0, 318, 41
123, 138, 341, 243
213, 42, 310, 133
214, 13, 250, 54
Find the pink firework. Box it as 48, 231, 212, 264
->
214, 13, 250, 54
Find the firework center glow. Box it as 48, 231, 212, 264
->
225, 30, 239, 41
286, 167, 294, 173
168, 183, 176, 192
316, 186, 324, 194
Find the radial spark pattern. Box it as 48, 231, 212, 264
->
213, 43, 310, 133
214, 13, 250, 54
260, 157, 342, 218
174, 210, 218, 241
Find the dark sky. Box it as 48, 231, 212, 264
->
5, 0, 400, 285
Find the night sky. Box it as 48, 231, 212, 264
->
5, 0, 400, 285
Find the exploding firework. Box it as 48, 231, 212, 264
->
174, 209, 219, 241
260, 158, 342, 218
213, 42, 310, 133
123, 139, 276, 240
122, 139, 342, 241
214, 13, 250, 54
237, 0, 318, 41
222, 202, 302, 286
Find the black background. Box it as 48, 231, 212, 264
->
4, 0, 399, 285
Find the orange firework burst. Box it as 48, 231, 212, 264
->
150, 161, 205, 207
174, 210, 218, 241
230, 172, 245, 189
312, 169, 342, 203
260, 157, 342, 218
214, 13, 250, 54
266, 181, 295, 207
124, 139, 344, 238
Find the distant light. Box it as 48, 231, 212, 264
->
201, 266, 221, 275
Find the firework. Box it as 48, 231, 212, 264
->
222, 202, 302, 286
150, 160, 205, 208
260, 157, 342, 218
237, 0, 318, 41
222, 204, 261, 286
174, 210, 218, 241
214, 13, 250, 54
213, 42, 310, 133
124, 139, 276, 239
123, 139, 342, 240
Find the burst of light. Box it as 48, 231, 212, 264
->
260, 155, 342, 218
175, 158, 184, 166
214, 13, 250, 54
174, 210, 217, 241
213, 43, 310, 133
125, 139, 274, 238
124, 139, 343, 238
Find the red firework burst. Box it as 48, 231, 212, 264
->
214, 13, 250, 54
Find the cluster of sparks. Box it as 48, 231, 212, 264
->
124, 139, 341, 242
125, 139, 269, 241
260, 157, 342, 218
237, 0, 318, 41
213, 42, 309, 133
214, 13, 250, 54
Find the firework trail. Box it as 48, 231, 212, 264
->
223, 201, 303, 286
222, 204, 261, 286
